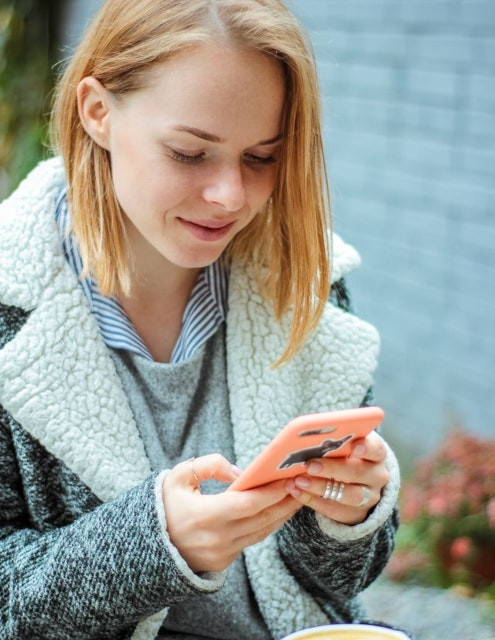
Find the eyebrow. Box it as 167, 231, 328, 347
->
172, 125, 283, 146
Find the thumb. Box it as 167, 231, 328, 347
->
173, 454, 242, 489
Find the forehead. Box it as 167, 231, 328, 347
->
118, 42, 286, 142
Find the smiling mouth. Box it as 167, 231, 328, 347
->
179, 218, 235, 242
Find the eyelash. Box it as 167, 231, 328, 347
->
168, 149, 277, 166
169, 150, 205, 164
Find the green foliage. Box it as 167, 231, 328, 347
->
0, 0, 60, 200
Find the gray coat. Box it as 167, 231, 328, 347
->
0, 159, 400, 640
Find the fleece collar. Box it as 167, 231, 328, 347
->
226, 261, 380, 636
0, 159, 152, 499
0, 158, 383, 639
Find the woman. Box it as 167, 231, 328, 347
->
0, 0, 400, 638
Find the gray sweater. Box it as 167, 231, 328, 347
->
110, 328, 270, 639
0, 158, 401, 640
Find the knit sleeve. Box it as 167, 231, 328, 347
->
277, 443, 400, 622
0, 409, 223, 640
276, 443, 400, 621
276, 505, 399, 622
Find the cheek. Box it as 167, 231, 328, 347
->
113, 160, 199, 219
249, 169, 277, 206
108, 142, 143, 209
110, 162, 141, 215
108, 127, 159, 198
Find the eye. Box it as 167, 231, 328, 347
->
168, 149, 206, 164
244, 153, 278, 166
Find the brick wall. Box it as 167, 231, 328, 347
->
63, 0, 495, 464
60, 0, 102, 49
290, 1, 495, 464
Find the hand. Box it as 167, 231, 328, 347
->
162, 453, 301, 573
285, 431, 389, 525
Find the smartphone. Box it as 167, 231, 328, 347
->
228, 406, 384, 491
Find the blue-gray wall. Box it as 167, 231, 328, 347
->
60, 0, 102, 50
288, 1, 495, 465
63, 1, 495, 466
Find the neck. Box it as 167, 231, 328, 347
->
121, 216, 201, 308
116, 245, 201, 363
124, 262, 200, 309
116, 267, 200, 363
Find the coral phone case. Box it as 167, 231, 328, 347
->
228, 406, 384, 491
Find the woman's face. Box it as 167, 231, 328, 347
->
81, 42, 285, 280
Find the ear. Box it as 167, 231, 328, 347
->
77, 77, 112, 149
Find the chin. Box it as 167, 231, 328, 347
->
174, 253, 224, 271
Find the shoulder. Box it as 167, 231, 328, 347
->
330, 233, 361, 284
0, 157, 67, 311
0, 157, 65, 208
0, 156, 66, 243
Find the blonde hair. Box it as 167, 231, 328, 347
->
51, 0, 331, 365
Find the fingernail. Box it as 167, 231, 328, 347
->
353, 444, 366, 458
290, 486, 302, 498
295, 476, 312, 489
230, 464, 242, 477
307, 461, 322, 474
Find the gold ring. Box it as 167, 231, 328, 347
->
189, 457, 201, 486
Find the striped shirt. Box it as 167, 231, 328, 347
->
54, 189, 228, 363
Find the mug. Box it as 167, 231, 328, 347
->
281, 623, 410, 640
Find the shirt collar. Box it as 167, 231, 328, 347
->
55, 188, 228, 363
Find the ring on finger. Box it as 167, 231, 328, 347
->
322, 479, 333, 500
189, 456, 201, 486
334, 481, 345, 502
357, 485, 370, 508
322, 479, 345, 502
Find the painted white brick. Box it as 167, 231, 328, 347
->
406, 34, 476, 68
468, 72, 495, 111
398, 1, 461, 25
459, 1, 495, 28
404, 67, 460, 105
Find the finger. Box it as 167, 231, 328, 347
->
227, 479, 295, 519
291, 477, 378, 509
168, 453, 241, 489
163, 483, 298, 572
350, 431, 387, 462
197, 498, 300, 572
305, 454, 388, 488
305, 457, 368, 486
234, 495, 300, 548
286, 481, 376, 525
299, 457, 389, 495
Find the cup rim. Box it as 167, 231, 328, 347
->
281, 623, 410, 639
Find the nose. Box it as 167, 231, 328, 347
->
203, 162, 247, 212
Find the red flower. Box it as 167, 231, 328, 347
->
450, 536, 472, 560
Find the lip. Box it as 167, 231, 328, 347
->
178, 218, 236, 242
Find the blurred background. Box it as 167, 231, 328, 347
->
0, 1, 494, 633
289, 0, 495, 472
